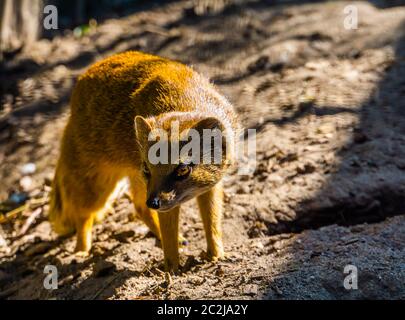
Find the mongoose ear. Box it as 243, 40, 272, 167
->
191, 117, 229, 165
134, 116, 153, 140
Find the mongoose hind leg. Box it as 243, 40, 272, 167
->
74, 173, 121, 254
197, 182, 224, 261
74, 214, 94, 254
71, 179, 119, 254
56, 164, 121, 254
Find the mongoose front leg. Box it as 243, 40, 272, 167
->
134, 203, 188, 247
75, 215, 94, 254
197, 182, 224, 261
158, 207, 180, 272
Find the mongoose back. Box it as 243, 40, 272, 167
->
49, 51, 238, 272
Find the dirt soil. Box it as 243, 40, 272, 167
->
0, 0, 405, 299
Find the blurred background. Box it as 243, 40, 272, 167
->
1, 0, 171, 53
0, 0, 405, 300
2, 0, 405, 54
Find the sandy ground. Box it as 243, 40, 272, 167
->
0, 0, 405, 299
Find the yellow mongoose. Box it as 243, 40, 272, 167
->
49, 51, 238, 272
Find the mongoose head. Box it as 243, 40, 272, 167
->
135, 112, 234, 212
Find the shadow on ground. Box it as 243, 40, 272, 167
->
264, 18, 405, 299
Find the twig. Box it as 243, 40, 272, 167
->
0, 204, 28, 224
29, 196, 49, 207
144, 26, 179, 38
18, 207, 43, 236
0, 196, 49, 225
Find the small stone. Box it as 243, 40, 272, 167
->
97, 233, 109, 241
19, 176, 33, 191
134, 225, 149, 237
0, 234, 7, 247
296, 162, 316, 174
20, 163, 36, 175
273, 241, 283, 250
252, 241, 264, 250
243, 284, 258, 296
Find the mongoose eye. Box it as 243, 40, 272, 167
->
142, 163, 151, 178
175, 164, 192, 179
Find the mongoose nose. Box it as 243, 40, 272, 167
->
146, 197, 161, 209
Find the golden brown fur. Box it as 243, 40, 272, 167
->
49, 51, 238, 272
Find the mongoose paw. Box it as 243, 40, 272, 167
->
74, 249, 91, 259
200, 250, 225, 262
163, 261, 180, 274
